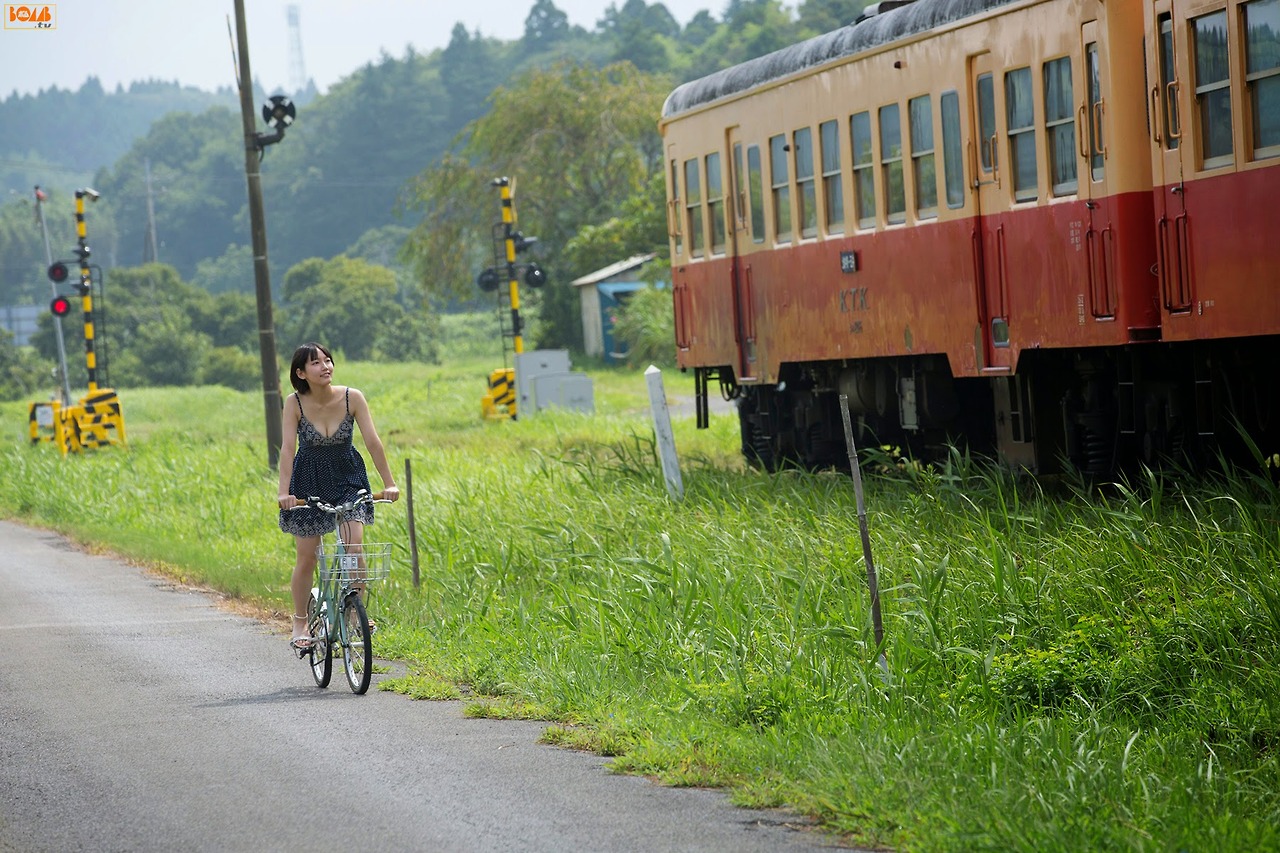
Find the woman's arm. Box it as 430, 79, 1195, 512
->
350, 388, 399, 500
277, 393, 301, 508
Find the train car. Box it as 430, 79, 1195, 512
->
660, 0, 1280, 474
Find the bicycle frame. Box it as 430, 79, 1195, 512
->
292, 490, 390, 694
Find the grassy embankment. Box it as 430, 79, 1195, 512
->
2, 315, 1278, 851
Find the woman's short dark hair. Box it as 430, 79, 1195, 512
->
289, 342, 333, 394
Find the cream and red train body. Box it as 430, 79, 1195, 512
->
661, 0, 1279, 473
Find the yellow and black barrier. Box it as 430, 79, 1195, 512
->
481, 367, 516, 420
77, 388, 125, 449
28, 400, 67, 448
27, 389, 125, 454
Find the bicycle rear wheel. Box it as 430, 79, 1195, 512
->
308, 591, 332, 688
341, 593, 373, 694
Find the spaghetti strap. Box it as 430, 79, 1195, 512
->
294, 394, 305, 418
345, 387, 350, 415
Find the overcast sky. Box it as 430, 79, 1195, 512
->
1, 0, 722, 99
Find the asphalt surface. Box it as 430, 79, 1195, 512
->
0, 519, 851, 852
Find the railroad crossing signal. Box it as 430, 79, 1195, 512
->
28, 188, 126, 455
476, 177, 548, 419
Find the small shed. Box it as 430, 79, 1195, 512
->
571, 253, 661, 363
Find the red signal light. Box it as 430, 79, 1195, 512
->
50, 296, 72, 317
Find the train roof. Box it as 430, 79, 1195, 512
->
661, 0, 1021, 120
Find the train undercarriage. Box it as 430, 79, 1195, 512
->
696, 336, 1278, 477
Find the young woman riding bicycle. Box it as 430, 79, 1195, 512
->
276, 342, 400, 650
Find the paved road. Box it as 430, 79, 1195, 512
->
0, 520, 849, 852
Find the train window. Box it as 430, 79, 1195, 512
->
1086, 44, 1106, 180
909, 95, 938, 218
706, 153, 726, 255
879, 103, 907, 224
684, 158, 704, 258
1043, 57, 1078, 195
1005, 67, 1038, 201
1158, 15, 1181, 151
1192, 10, 1235, 167
732, 143, 746, 229
977, 73, 997, 174
669, 159, 683, 256
770, 134, 792, 243
1245, 0, 1280, 158
747, 145, 766, 243
850, 111, 876, 228
819, 120, 845, 233
940, 91, 965, 208
794, 127, 818, 239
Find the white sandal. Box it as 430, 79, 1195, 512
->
290, 614, 313, 650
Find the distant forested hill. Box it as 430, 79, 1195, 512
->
0, 78, 239, 190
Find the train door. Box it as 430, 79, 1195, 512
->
1081, 20, 1118, 318
969, 52, 1012, 372
1147, 0, 1193, 313
728, 127, 758, 381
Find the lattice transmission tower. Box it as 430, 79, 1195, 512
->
286, 4, 307, 96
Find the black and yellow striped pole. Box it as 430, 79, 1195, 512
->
495, 177, 524, 355
73, 188, 99, 393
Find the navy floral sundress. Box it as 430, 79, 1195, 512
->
278, 388, 374, 537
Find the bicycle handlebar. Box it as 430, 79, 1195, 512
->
283, 490, 395, 513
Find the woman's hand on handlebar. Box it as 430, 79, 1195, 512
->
379, 486, 400, 503
278, 494, 302, 510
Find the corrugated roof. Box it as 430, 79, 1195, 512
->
571, 253, 657, 287
662, 0, 1020, 119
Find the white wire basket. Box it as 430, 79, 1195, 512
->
316, 542, 392, 584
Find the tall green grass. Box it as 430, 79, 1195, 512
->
3, 360, 1277, 851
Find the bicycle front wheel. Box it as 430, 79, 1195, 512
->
341, 593, 373, 694
308, 591, 332, 688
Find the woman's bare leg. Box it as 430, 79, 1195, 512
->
291, 534, 320, 643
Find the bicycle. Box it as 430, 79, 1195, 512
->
287, 489, 393, 694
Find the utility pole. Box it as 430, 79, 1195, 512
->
233, 0, 283, 470
34, 186, 72, 405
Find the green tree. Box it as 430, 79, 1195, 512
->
109, 303, 209, 388
679, 10, 719, 48
0, 189, 77, 308
0, 78, 235, 190
441, 24, 502, 131
0, 327, 52, 401
601, 0, 680, 72
689, 0, 800, 77
191, 244, 254, 295
796, 0, 869, 35
278, 255, 437, 363
193, 291, 258, 353
262, 49, 451, 271
93, 108, 244, 278
523, 0, 572, 50
403, 61, 666, 351
29, 263, 257, 390
562, 171, 668, 277
610, 283, 674, 368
